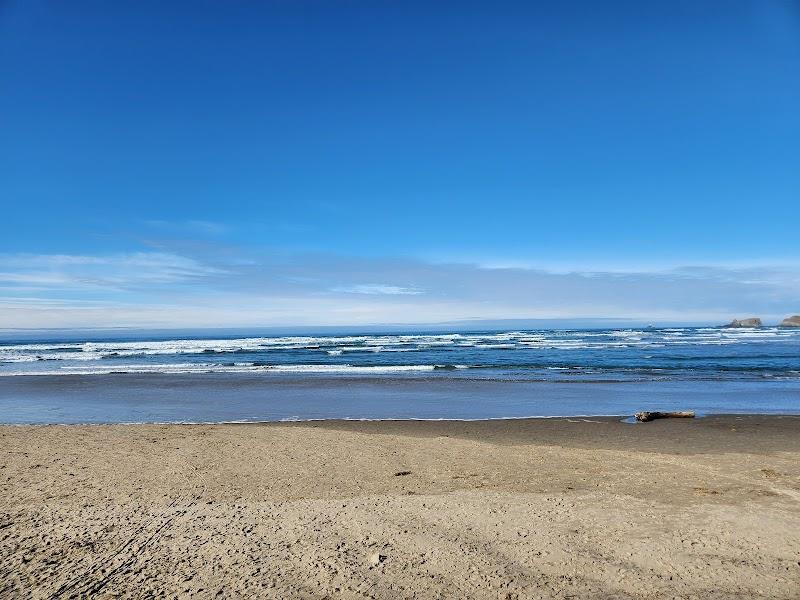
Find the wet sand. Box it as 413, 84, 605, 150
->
2, 415, 799, 598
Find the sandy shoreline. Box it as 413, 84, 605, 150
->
2, 415, 799, 598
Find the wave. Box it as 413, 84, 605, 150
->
2, 327, 799, 380
2, 360, 797, 381
0, 363, 470, 376
3, 326, 798, 360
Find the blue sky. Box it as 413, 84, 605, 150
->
1, 1, 799, 328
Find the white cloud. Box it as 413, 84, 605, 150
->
0, 252, 225, 291
331, 284, 423, 295
1, 250, 799, 328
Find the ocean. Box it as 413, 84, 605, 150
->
1, 327, 799, 423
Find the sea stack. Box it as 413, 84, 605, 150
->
723, 318, 762, 328
780, 315, 800, 327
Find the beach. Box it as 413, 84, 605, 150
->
2, 415, 799, 598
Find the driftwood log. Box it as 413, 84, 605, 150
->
635, 411, 695, 422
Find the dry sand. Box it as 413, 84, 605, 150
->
2, 415, 799, 599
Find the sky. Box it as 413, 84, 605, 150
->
1, 0, 799, 328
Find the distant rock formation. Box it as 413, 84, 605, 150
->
780, 315, 800, 327
723, 318, 762, 328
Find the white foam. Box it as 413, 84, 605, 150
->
0, 363, 465, 376
3, 327, 799, 376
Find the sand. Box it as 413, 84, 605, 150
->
1, 415, 799, 599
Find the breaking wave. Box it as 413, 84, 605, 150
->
1, 327, 798, 381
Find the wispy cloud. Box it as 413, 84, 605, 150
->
331, 284, 423, 295
1, 249, 799, 328
0, 252, 226, 292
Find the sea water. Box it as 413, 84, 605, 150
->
1, 327, 799, 423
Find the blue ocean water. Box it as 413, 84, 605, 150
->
1, 327, 799, 423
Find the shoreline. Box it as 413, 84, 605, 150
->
4, 374, 799, 425
3, 411, 800, 427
